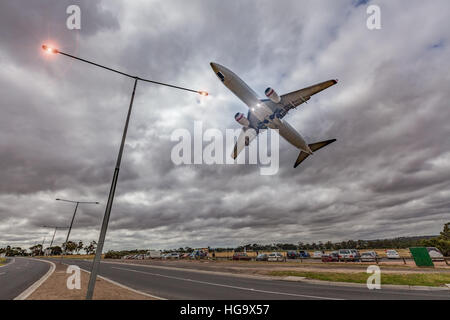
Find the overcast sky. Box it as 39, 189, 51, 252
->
1, 0, 449, 251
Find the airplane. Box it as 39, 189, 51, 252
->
210, 62, 338, 168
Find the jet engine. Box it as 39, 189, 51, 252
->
234, 112, 250, 127
265, 87, 281, 103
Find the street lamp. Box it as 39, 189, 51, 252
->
42, 44, 208, 300
55, 198, 99, 263
42, 225, 69, 254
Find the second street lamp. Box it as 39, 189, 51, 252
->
42, 44, 208, 300
56, 198, 99, 263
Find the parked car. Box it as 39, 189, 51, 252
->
163, 252, 180, 259
350, 249, 361, 261
232, 252, 252, 261
146, 250, 161, 259
365, 251, 379, 258
286, 251, 299, 259
360, 252, 377, 262
427, 247, 444, 261
190, 250, 208, 259
181, 253, 191, 259
313, 251, 324, 259
321, 252, 339, 262
338, 249, 355, 261
255, 253, 268, 261
298, 250, 310, 258
386, 250, 400, 259
268, 252, 284, 262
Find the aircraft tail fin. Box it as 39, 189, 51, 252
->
294, 139, 336, 168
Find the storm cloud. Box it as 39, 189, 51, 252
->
1, 0, 449, 250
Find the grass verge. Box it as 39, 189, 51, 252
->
0, 257, 6, 266
269, 271, 450, 287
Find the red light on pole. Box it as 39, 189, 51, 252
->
198, 91, 208, 96
42, 44, 59, 54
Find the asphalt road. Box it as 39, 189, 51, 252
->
59, 258, 450, 300
0, 257, 51, 300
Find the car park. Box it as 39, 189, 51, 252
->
255, 253, 268, 261
232, 252, 252, 261
386, 250, 400, 259
427, 247, 444, 261
321, 252, 339, 262
268, 252, 284, 262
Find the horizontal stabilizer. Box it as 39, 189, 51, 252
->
294, 139, 336, 168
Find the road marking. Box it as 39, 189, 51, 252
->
111, 266, 342, 300
0, 272, 5, 276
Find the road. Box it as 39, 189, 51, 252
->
58, 258, 450, 300
0, 257, 51, 300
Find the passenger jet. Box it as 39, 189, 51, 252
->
210, 62, 338, 168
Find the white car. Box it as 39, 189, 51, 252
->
386, 250, 400, 259
427, 247, 444, 261
338, 249, 355, 261
312, 251, 324, 259
163, 252, 180, 259
267, 252, 284, 262
360, 252, 376, 262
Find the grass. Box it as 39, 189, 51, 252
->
0, 258, 6, 266
269, 271, 450, 287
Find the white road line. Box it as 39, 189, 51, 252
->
111, 266, 342, 300
0, 272, 5, 276
14, 259, 56, 300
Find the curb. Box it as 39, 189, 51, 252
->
0, 257, 15, 268
280, 276, 450, 291
14, 259, 56, 300
61, 262, 165, 300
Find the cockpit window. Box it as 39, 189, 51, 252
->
216, 71, 225, 82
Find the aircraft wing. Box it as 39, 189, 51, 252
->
280, 79, 338, 110
231, 127, 258, 159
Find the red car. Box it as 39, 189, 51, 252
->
232, 253, 252, 261
321, 252, 339, 262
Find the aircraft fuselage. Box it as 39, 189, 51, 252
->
210, 62, 312, 154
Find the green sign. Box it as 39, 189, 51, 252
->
409, 247, 434, 267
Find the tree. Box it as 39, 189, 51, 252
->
84, 241, 97, 255
440, 223, 450, 241
29, 244, 42, 256
420, 222, 450, 256
76, 241, 84, 254
62, 241, 77, 254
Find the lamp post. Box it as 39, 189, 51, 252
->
55, 198, 99, 263
42, 44, 208, 300
42, 225, 69, 254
